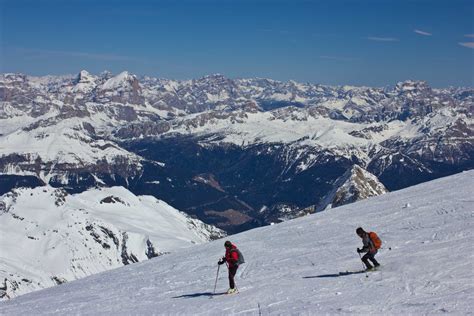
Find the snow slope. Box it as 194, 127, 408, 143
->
0, 186, 224, 298
1, 171, 473, 314
168, 110, 371, 148
317, 164, 388, 211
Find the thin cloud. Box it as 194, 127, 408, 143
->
414, 29, 432, 36
319, 55, 356, 62
464, 34, 474, 38
12, 47, 143, 62
458, 42, 474, 49
366, 36, 399, 42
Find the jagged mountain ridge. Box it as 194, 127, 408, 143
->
317, 164, 389, 212
0, 71, 472, 231
0, 185, 225, 299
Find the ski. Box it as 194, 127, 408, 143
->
209, 290, 239, 299
339, 268, 379, 275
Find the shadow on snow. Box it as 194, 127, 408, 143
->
303, 271, 366, 278
172, 292, 226, 299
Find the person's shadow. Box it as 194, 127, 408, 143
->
172, 292, 226, 298
303, 271, 365, 278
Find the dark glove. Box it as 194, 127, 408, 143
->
218, 258, 225, 265
357, 248, 361, 253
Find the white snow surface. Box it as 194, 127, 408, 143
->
101, 71, 133, 90
0, 186, 223, 298
0, 119, 138, 165
1, 171, 473, 314
0, 118, 143, 183
170, 110, 372, 148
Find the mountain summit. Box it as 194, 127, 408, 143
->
318, 164, 388, 211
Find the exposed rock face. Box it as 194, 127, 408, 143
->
317, 165, 388, 211
96, 71, 144, 105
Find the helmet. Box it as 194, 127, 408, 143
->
356, 227, 364, 235
224, 240, 232, 248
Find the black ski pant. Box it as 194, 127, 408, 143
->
361, 251, 379, 269
228, 265, 238, 289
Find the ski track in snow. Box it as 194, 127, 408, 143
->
1, 171, 473, 315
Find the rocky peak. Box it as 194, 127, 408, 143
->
317, 164, 388, 211
75, 70, 94, 83
96, 71, 143, 104
1, 73, 27, 84
101, 71, 134, 90
72, 70, 97, 95
394, 80, 431, 95
200, 73, 226, 80
192, 73, 236, 92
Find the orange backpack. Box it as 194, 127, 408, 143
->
369, 232, 382, 249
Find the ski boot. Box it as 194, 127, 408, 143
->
226, 288, 238, 294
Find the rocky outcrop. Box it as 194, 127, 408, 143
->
317, 165, 388, 211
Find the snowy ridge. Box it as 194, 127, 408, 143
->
318, 164, 388, 211
101, 71, 133, 90
1, 171, 472, 314
0, 118, 143, 184
0, 186, 224, 299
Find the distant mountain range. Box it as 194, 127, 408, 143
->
1, 71, 473, 232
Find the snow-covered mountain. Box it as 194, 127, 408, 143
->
317, 164, 388, 211
0, 186, 224, 299
1, 171, 472, 314
1, 71, 472, 232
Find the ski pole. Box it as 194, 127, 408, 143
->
358, 252, 369, 278
213, 264, 220, 294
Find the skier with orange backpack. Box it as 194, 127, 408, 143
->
356, 227, 381, 270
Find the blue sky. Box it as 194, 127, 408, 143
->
1, 0, 473, 87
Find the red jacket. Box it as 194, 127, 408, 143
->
224, 244, 240, 268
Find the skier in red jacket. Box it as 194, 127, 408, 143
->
218, 240, 240, 294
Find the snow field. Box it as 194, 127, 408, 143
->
0, 171, 473, 314
0, 186, 222, 298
